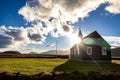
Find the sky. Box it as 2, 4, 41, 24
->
0, 0, 120, 53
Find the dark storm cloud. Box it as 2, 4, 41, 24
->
62, 25, 70, 32
4, 28, 26, 41
58, 0, 85, 12
0, 34, 12, 48
28, 33, 43, 42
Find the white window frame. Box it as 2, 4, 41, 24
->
102, 47, 107, 55
87, 47, 92, 55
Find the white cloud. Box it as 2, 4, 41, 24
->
0, 25, 46, 48
44, 44, 56, 47
18, 0, 120, 39
18, 0, 53, 22
103, 36, 120, 47
1, 0, 120, 50
0, 21, 73, 49
105, 0, 120, 14
18, 0, 104, 23
19, 0, 120, 22
18, 0, 120, 36
58, 24, 73, 36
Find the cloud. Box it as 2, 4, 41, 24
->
18, 0, 120, 39
1, 0, 120, 49
44, 44, 56, 47
62, 25, 71, 32
105, 0, 120, 14
103, 36, 120, 47
28, 33, 45, 43
58, 24, 73, 36
2, 26, 29, 41
0, 34, 13, 48
0, 26, 30, 48
0, 25, 46, 48
18, 0, 104, 23
18, 0, 53, 22
19, 0, 120, 22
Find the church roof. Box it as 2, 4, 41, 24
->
83, 31, 101, 38
82, 31, 111, 47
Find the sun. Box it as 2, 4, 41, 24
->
69, 34, 81, 46
76, 37, 81, 44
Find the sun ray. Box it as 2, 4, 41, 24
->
69, 33, 81, 46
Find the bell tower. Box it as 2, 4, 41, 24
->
78, 27, 83, 39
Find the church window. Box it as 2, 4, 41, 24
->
102, 47, 107, 55
87, 47, 92, 55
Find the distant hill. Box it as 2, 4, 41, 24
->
112, 47, 120, 57
2, 51, 21, 54
40, 50, 70, 55
29, 52, 38, 54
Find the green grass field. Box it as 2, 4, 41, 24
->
0, 58, 120, 75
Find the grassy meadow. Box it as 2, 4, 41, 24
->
0, 58, 120, 75
0, 58, 67, 75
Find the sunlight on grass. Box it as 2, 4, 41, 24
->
0, 58, 67, 75
0, 58, 120, 75
112, 60, 120, 64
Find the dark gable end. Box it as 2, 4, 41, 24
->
82, 31, 111, 48
84, 31, 101, 38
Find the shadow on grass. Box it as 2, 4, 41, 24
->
53, 60, 120, 73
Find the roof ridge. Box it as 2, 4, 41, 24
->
82, 30, 110, 47
83, 30, 101, 38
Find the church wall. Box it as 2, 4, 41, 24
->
70, 44, 111, 61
